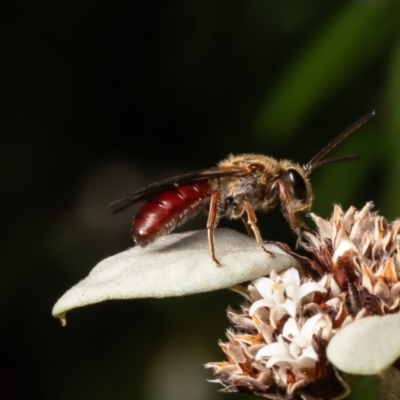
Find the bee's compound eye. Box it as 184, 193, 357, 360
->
288, 169, 307, 201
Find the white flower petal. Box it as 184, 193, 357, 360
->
252, 277, 274, 299
270, 305, 290, 329
52, 229, 300, 323
249, 298, 275, 316
256, 340, 288, 360
327, 313, 400, 374
282, 317, 300, 339
281, 299, 297, 318
289, 341, 301, 358
285, 284, 297, 299
282, 268, 301, 297
272, 286, 286, 304
293, 282, 326, 304
300, 313, 322, 341
266, 355, 295, 368
300, 344, 319, 361
315, 314, 333, 341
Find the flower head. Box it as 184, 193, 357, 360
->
206, 203, 400, 399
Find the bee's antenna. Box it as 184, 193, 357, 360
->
304, 110, 375, 172
308, 154, 360, 171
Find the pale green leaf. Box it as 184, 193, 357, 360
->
327, 314, 400, 375
52, 229, 300, 324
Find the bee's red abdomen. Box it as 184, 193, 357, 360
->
133, 181, 211, 245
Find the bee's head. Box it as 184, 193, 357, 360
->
278, 162, 313, 213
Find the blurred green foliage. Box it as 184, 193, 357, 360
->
3, 0, 400, 399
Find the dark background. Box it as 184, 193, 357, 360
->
3, 0, 400, 399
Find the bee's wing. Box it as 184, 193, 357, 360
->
109, 166, 248, 213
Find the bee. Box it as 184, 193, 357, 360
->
110, 111, 374, 266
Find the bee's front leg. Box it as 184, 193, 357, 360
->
242, 200, 275, 258
207, 192, 222, 267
